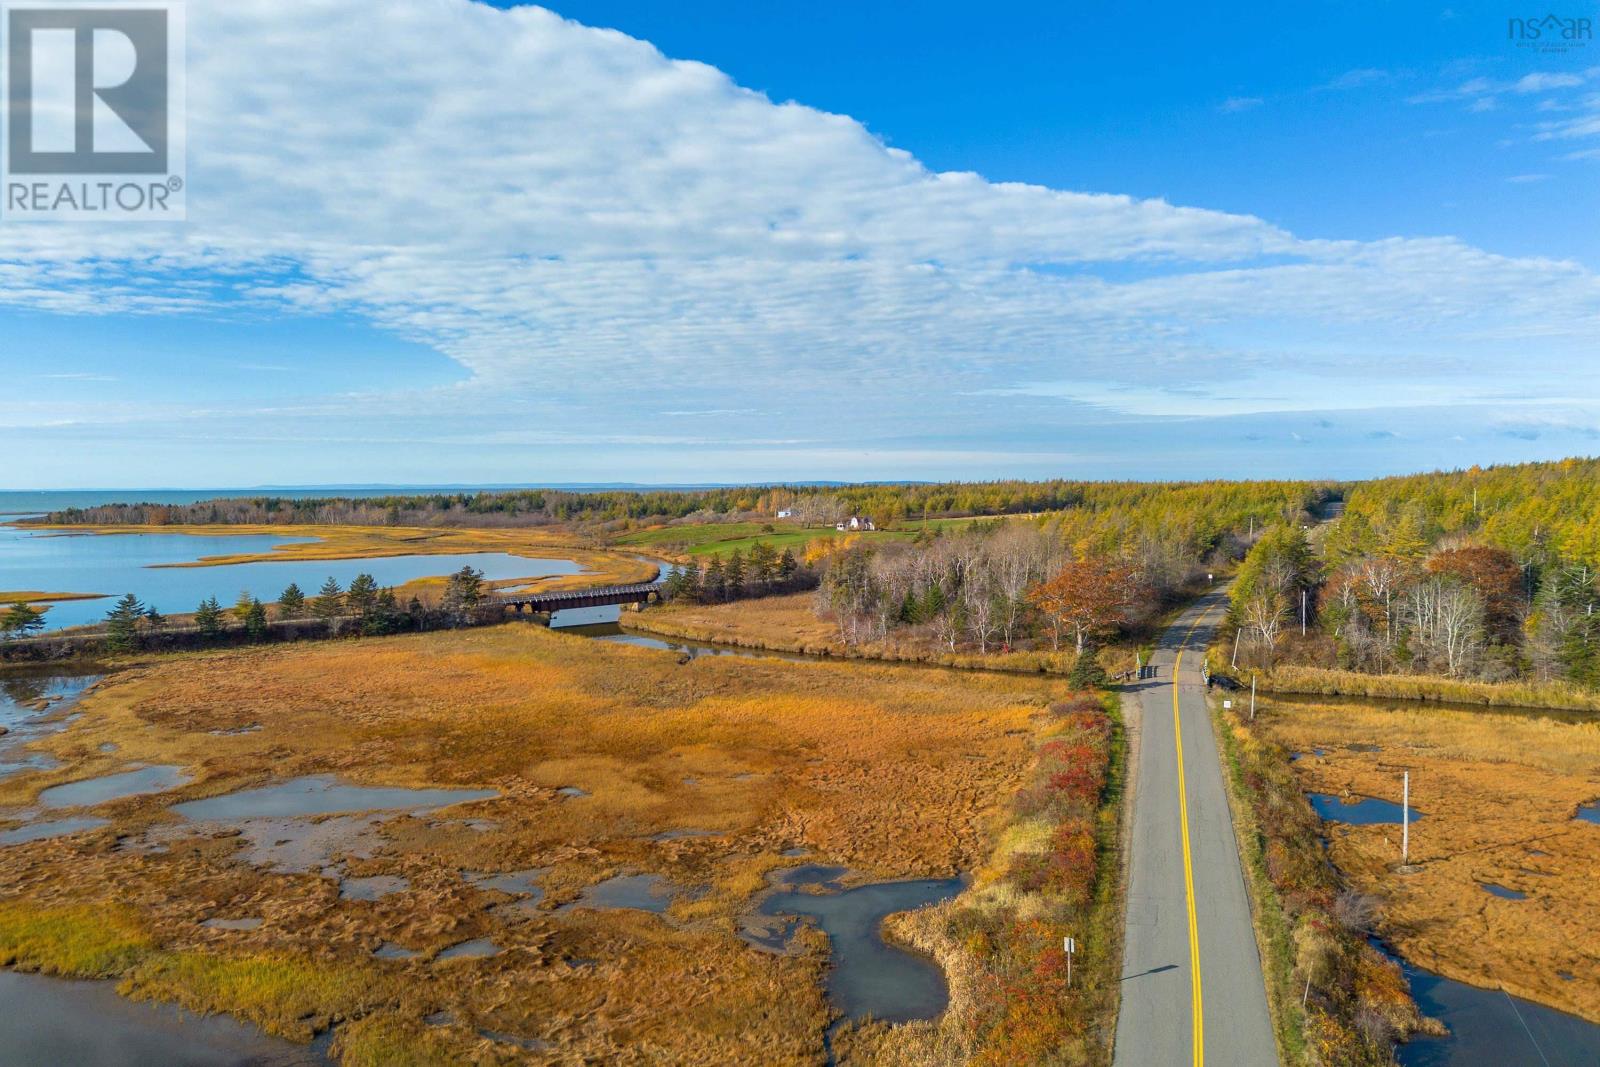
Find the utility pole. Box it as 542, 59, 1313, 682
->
1231, 627, 1242, 669
1301, 588, 1307, 636
1402, 771, 1410, 864
1250, 674, 1257, 722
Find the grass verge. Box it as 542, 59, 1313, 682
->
1251, 665, 1600, 712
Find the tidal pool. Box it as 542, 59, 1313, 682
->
1308, 792, 1422, 826
465, 868, 547, 897
1392, 949, 1600, 1066
0, 969, 329, 1066
339, 874, 408, 901
435, 938, 500, 961
172, 776, 496, 820
558, 873, 676, 914
0, 672, 100, 778
0, 816, 109, 845
1576, 802, 1599, 826
752, 867, 965, 1024
39, 765, 190, 808
1478, 883, 1528, 901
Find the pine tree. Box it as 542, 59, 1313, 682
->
144, 606, 165, 629
105, 593, 146, 651
233, 590, 256, 621
724, 550, 746, 597
703, 556, 727, 602
346, 573, 380, 617
312, 577, 344, 620
195, 597, 225, 638
778, 547, 799, 581
749, 543, 778, 586
662, 564, 685, 600
244, 598, 269, 641
278, 582, 307, 619
1, 601, 45, 640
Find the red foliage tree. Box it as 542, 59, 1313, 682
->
1027, 557, 1136, 653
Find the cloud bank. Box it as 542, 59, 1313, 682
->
4, 1, 1600, 482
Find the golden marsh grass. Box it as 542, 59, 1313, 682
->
0, 623, 1075, 1062
1259, 697, 1600, 1022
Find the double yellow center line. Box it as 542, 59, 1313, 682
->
1173, 603, 1215, 1067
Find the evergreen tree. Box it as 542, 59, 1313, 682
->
1068, 646, 1109, 689
442, 566, 487, 625
195, 597, 225, 638
662, 564, 686, 600
244, 598, 269, 641
1, 602, 45, 640
278, 582, 307, 619
681, 559, 703, 601
703, 556, 727, 601
749, 543, 778, 585
105, 593, 146, 651
346, 573, 380, 617
233, 590, 256, 621
724, 550, 747, 596
144, 606, 165, 629
778, 547, 799, 581
312, 577, 344, 620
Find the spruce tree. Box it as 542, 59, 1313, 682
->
312, 577, 344, 620
244, 598, 269, 641
278, 582, 307, 619
195, 597, 225, 638
346, 573, 380, 617
1, 602, 45, 640
105, 593, 146, 651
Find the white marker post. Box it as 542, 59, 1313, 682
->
1063, 935, 1076, 988
1402, 772, 1410, 864
1250, 675, 1257, 722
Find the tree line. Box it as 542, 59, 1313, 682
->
34, 476, 1331, 533
660, 544, 811, 603
3, 567, 497, 652
1230, 493, 1600, 685
804, 479, 1310, 668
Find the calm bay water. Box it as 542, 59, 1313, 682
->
0, 524, 583, 630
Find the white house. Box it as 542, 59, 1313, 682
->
776, 508, 794, 519
835, 516, 876, 531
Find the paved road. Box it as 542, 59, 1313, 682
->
1114, 590, 1277, 1067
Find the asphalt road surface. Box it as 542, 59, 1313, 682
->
1113, 589, 1277, 1067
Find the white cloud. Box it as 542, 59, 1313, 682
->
1219, 96, 1264, 113
2, 0, 1599, 479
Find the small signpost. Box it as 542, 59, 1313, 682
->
1063, 935, 1076, 988
1250, 675, 1257, 722
1223, 700, 1231, 709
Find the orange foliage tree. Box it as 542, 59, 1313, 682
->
1027, 557, 1135, 653
1425, 544, 1524, 643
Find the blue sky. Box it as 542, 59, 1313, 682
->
4, 0, 1599, 488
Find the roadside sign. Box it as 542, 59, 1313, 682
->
1223, 700, 1232, 709
1063, 936, 1075, 954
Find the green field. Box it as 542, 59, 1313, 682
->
612, 521, 909, 558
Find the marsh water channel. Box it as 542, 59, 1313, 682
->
0, 522, 584, 630
1, 623, 965, 1061
1284, 696, 1600, 1065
